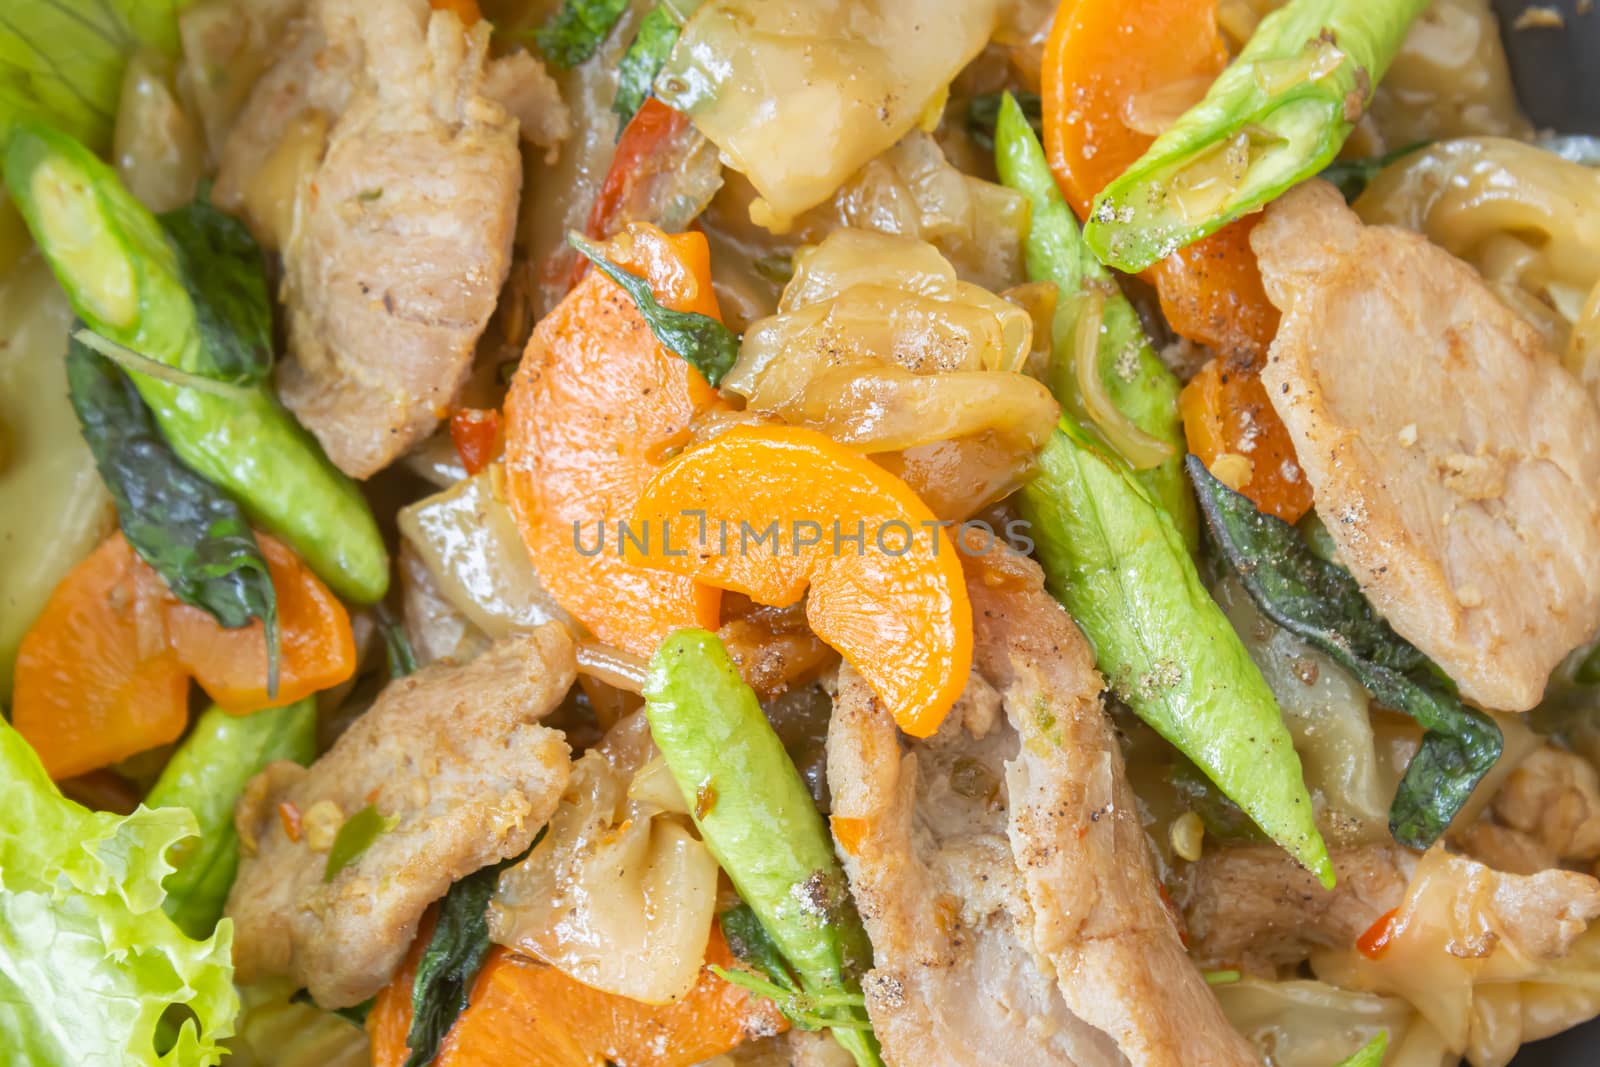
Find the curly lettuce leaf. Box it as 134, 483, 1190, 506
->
0, 718, 238, 1065
0, 0, 189, 151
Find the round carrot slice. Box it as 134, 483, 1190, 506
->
12, 533, 188, 779
504, 223, 723, 658
165, 532, 356, 713
629, 424, 972, 738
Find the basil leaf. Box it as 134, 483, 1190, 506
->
612, 5, 680, 129
535, 0, 629, 69
67, 333, 280, 693
1189, 457, 1502, 848
968, 90, 1041, 152
403, 861, 514, 1067
158, 190, 274, 384
323, 803, 397, 883
569, 231, 739, 386
1318, 140, 1433, 202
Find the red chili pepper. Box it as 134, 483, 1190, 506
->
551, 98, 695, 295
450, 408, 502, 475
1357, 907, 1401, 959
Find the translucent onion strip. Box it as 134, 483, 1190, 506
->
576, 640, 649, 694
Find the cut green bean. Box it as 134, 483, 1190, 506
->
146, 701, 317, 938
3, 120, 388, 602
993, 91, 1196, 550
645, 630, 881, 1067
1019, 417, 1331, 886
1084, 0, 1429, 271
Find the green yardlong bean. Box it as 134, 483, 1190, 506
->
644, 629, 881, 1067
3, 120, 388, 603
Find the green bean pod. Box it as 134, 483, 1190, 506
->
1084, 0, 1429, 272
1019, 416, 1332, 886
644, 629, 881, 1067
3, 120, 388, 602
992, 91, 1196, 550
145, 700, 317, 938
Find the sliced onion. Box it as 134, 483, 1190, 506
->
576, 640, 649, 694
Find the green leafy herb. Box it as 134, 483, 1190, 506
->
1202, 969, 1241, 985
1167, 759, 1266, 844
716, 906, 870, 1030
376, 602, 419, 679
719, 903, 799, 994
1319, 140, 1432, 202
1189, 456, 1503, 849
612, 5, 681, 128
1575, 643, 1600, 686
568, 231, 740, 386
967, 90, 1041, 151
711, 966, 874, 1032
323, 804, 397, 883
158, 191, 275, 385
535, 0, 630, 69
66, 334, 281, 695
402, 864, 501, 1067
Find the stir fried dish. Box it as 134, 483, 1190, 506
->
6, 0, 1600, 1064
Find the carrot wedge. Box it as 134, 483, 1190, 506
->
504, 223, 723, 658
12, 533, 188, 779
628, 424, 972, 738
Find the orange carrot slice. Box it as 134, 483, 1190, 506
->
628, 424, 972, 738
12, 533, 189, 779
165, 532, 356, 713
504, 223, 723, 658
368, 922, 783, 1067
1179, 359, 1313, 523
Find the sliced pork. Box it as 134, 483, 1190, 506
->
1252, 179, 1600, 711
226, 625, 575, 1007
216, 0, 566, 478
827, 551, 1258, 1066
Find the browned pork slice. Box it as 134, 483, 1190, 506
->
969, 555, 1259, 1066
216, 0, 565, 478
1177, 844, 1416, 974
827, 667, 1127, 1067
828, 552, 1257, 1067
1251, 179, 1600, 712
226, 624, 576, 1008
